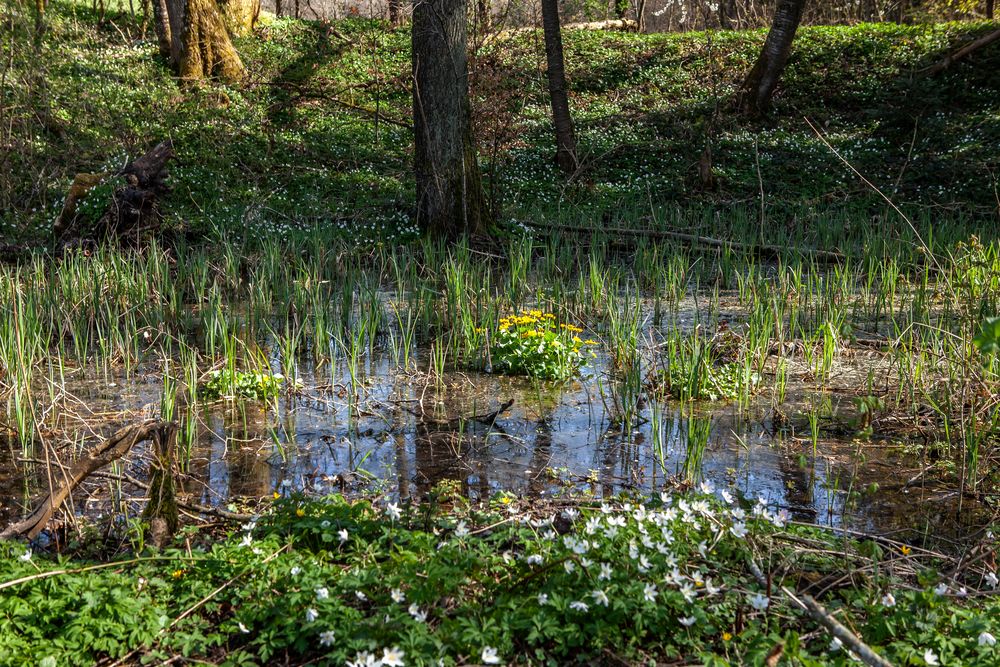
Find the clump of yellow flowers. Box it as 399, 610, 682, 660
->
485, 310, 597, 380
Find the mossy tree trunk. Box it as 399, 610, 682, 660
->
739, 0, 806, 116
155, 0, 250, 82
412, 0, 489, 237
34, 0, 46, 41
542, 0, 578, 174
142, 422, 179, 544
218, 0, 258, 36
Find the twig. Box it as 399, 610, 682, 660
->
796, 593, 894, 667
0, 556, 200, 592
748, 558, 893, 667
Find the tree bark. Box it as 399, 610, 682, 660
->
541, 0, 578, 174
142, 422, 179, 543
740, 0, 806, 116
988, 0, 995, 20
154, 0, 246, 81
412, 0, 489, 237
153, 0, 174, 60
218, 0, 259, 37
388, 0, 401, 25
33, 0, 46, 41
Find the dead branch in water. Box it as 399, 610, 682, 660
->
402, 398, 516, 428
0, 420, 173, 541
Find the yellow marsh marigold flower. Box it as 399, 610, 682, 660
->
296, 507, 306, 517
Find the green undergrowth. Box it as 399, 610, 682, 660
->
2, 489, 999, 665
199, 369, 286, 401
2, 2, 998, 249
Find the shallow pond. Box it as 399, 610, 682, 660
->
2, 330, 988, 548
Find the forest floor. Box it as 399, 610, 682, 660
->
1, 1, 998, 247
2, 3, 1000, 665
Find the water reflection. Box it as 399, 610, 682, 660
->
3, 346, 989, 545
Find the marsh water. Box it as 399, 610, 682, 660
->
0, 296, 989, 546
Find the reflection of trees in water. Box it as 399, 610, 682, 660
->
217, 404, 273, 500
409, 382, 562, 500
527, 418, 553, 496
412, 383, 472, 497
776, 444, 819, 523
414, 421, 472, 497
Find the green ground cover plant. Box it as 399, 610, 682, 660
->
2, 489, 999, 665
199, 369, 286, 400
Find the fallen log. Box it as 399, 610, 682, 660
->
521, 220, 847, 263
924, 28, 1000, 75
497, 18, 638, 36
563, 18, 638, 31
0, 420, 172, 541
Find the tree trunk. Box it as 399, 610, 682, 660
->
541, 0, 578, 174
218, 0, 259, 37
388, 0, 401, 25
412, 0, 489, 237
740, 0, 806, 116
142, 423, 179, 543
34, 0, 46, 41
477, 0, 490, 32
54, 140, 175, 243
155, 0, 245, 81
153, 0, 174, 59
987, 0, 995, 20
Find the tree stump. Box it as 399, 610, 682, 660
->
54, 140, 175, 245
143, 422, 180, 547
